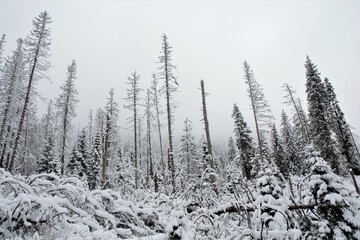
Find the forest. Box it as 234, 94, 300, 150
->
1, 11, 360, 240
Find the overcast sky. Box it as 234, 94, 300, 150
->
1, 0, 359, 147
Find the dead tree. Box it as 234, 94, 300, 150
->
8, 12, 52, 172
243, 61, 273, 162
283, 83, 310, 141
200, 79, 214, 169
150, 74, 165, 185
158, 34, 178, 191
124, 71, 142, 189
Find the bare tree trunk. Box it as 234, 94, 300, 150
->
102, 113, 110, 185
164, 43, 175, 191
59, 93, 70, 175
152, 75, 165, 187
134, 97, 138, 190
201, 80, 214, 168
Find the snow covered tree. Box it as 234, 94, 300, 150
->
200, 80, 214, 169
280, 110, 301, 174
227, 136, 236, 163
38, 134, 57, 174
232, 103, 256, 180
270, 124, 288, 178
251, 163, 297, 239
243, 61, 273, 163
8, 11, 52, 172
56, 60, 78, 175
144, 89, 154, 187
0, 39, 26, 168
283, 83, 311, 142
88, 132, 101, 190
179, 118, 197, 183
324, 77, 360, 174
150, 73, 166, 185
302, 156, 360, 239
305, 56, 339, 173
67, 129, 88, 182
124, 71, 142, 189
158, 34, 178, 191
103, 88, 119, 184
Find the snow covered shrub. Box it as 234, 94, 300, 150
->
166, 206, 194, 240
0, 168, 159, 239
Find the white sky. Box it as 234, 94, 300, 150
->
1, 0, 359, 147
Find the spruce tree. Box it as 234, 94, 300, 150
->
231, 103, 256, 180
324, 77, 360, 174
270, 124, 288, 178
305, 56, 339, 173
179, 118, 197, 182
88, 132, 102, 190
302, 156, 360, 239
227, 136, 236, 163
280, 110, 301, 174
38, 134, 57, 174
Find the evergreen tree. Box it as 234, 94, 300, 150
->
88, 132, 102, 190
8, 12, 51, 172
324, 77, 360, 174
270, 124, 288, 178
77, 128, 89, 179
103, 88, 120, 184
179, 118, 197, 182
38, 134, 57, 174
67, 145, 81, 177
305, 56, 339, 173
231, 104, 256, 180
227, 136, 236, 163
280, 110, 301, 174
56, 60, 78, 175
302, 156, 360, 239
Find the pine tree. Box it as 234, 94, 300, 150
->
243, 61, 273, 162
270, 124, 288, 178
302, 156, 360, 239
305, 56, 339, 173
158, 34, 178, 192
88, 132, 102, 190
8, 12, 51, 172
77, 128, 89, 179
56, 60, 78, 175
38, 134, 57, 174
179, 118, 197, 182
145, 89, 154, 187
103, 88, 119, 184
232, 104, 256, 180
280, 110, 301, 174
324, 77, 360, 174
124, 71, 142, 189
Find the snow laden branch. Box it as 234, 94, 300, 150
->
0, 169, 159, 239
